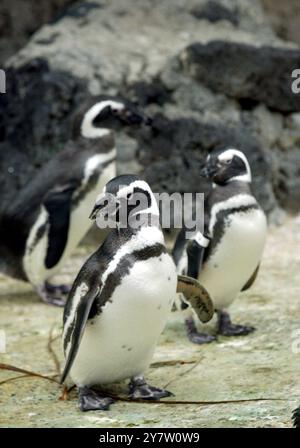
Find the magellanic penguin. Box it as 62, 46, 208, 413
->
61, 174, 214, 411
0, 97, 150, 305
292, 406, 300, 428
172, 148, 267, 344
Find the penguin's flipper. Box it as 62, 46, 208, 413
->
43, 182, 79, 269
186, 232, 210, 279
177, 275, 214, 323
61, 282, 100, 384
241, 264, 260, 292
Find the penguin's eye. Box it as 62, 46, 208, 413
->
126, 192, 133, 200
224, 158, 232, 165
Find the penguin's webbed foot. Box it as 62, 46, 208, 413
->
129, 376, 173, 401
36, 284, 67, 307
217, 311, 255, 337
78, 387, 115, 412
292, 406, 300, 428
185, 316, 216, 344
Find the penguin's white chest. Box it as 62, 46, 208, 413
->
23, 156, 116, 286
199, 208, 267, 309
64, 160, 116, 265
69, 253, 177, 387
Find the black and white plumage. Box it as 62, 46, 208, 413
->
61, 174, 178, 410
292, 406, 300, 428
0, 97, 150, 305
173, 148, 267, 344
61, 174, 214, 411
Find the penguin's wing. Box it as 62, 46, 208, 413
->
186, 231, 210, 278
177, 275, 214, 323
241, 264, 260, 291
172, 227, 188, 266
43, 181, 79, 269
61, 279, 100, 384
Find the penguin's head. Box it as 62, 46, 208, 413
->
200, 148, 252, 185
89, 174, 159, 228
75, 96, 152, 139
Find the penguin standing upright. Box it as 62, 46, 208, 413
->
61, 174, 214, 411
0, 97, 150, 305
173, 148, 267, 344
61, 174, 177, 410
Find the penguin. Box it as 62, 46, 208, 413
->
0, 97, 150, 305
61, 174, 214, 411
172, 147, 267, 344
292, 406, 300, 428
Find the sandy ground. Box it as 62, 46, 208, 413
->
0, 217, 300, 428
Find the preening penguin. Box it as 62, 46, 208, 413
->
173, 148, 267, 344
0, 97, 150, 305
61, 174, 214, 411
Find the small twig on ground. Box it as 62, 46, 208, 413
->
94, 387, 286, 406
0, 363, 59, 384
0, 374, 31, 386
0, 363, 287, 407
163, 357, 203, 389
151, 359, 196, 368
59, 384, 76, 401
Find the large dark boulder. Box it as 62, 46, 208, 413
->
179, 40, 300, 113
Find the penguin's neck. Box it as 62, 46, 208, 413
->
129, 218, 164, 246
213, 180, 252, 195
127, 212, 160, 232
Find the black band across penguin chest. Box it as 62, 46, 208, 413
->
205, 204, 260, 262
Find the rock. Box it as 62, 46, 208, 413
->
0, 58, 87, 212
191, 1, 240, 27
134, 113, 276, 215
1, 0, 300, 222
0, 0, 76, 65
179, 40, 300, 113
262, 0, 300, 46
273, 148, 300, 213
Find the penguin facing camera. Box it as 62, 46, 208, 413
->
173, 148, 267, 344
0, 96, 151, 306
61, 174, 214, 411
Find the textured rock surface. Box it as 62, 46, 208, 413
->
1, 0, 300, 219
180, 41, 300, 113
0, 0, 76, 65
0, 217, 299, 428
262, 0, 300, 46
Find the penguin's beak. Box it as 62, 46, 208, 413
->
89, 201, 107, 220
89, 193, 119, 221
200, 165, 218, 179
118, 108, 152, 126
89, 193, 111, 220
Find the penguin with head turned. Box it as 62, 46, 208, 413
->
61, 174, 214, 411
0, 96, 151, 305
173, 147, 267, 343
